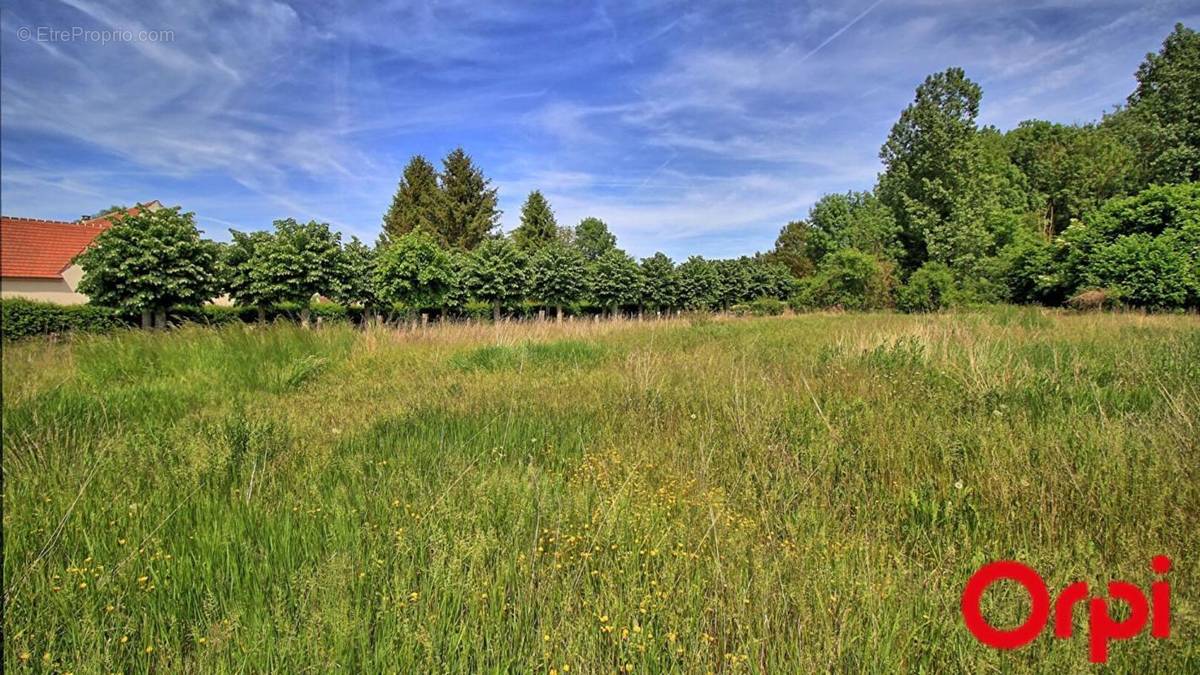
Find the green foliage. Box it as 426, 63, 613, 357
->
639, 252, 677, 311
896, 262, 955, 313
373, 230, 455, 310
251, 219, 347, 309
1124, 24, 1200, 185
74, 206, 221, 318
806, 191, 904, 264
381, 155, 443, 246
1, 299, 125, 339
767, 220, 815, 277
335, 237, 380, 308
714, 258, 753, 308
573, 217, 617, 261
463, 237, 527, 317
512, 190, 559, 251
750, 260, 797, 300
998, 231, 1068, 306
1084, 182, 1200, 238
1005, 120, 1133, 235
748, 297, 786, 316
675, 256, 720, 310
1087, 228, 1198, 310
222, 230, 274, 312
1061, 182, 1200, 309
529, 241, 588, 311
878, 67, 983, 271
437, 148, 499, 250
790, 249, 895, 311
589, 248, 642, 313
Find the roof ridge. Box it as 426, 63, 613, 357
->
0, 215, 79, 225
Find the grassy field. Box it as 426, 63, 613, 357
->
3, 309, 1198, 673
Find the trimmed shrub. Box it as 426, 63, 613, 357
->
1, 299, 126, 339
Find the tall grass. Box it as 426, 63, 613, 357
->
3, 309, 1197, 672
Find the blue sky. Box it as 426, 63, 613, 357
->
2, 1, 1196, 259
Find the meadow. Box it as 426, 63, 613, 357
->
2, 309, 1198, 673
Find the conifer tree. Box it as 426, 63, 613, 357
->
513, 190, 559, 250
438, 148, 500, 250
381, 155, 442, 246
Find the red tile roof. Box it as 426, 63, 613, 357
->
0, 203, 158, 279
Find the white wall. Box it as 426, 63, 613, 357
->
1, 276, 89, 304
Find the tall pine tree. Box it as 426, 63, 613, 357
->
438, 148, 499, 250
381, 155, 442, 246
512, 190, 559, 250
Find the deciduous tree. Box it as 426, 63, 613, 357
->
589, 249, 642, 317
75, 206, 220, 329
373, 230, 455, 317
464, 237, 526, 320
252, 218, 347, 327
574, 217, 617, 261
529, 241, 587, 321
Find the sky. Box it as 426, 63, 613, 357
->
2, 1, 1197, 260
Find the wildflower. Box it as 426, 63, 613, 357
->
120, 636, 129, 644
144, 646, 154, 654
954, 480, 964, 490
197, 637, 207, 645
19, 651, 30, 662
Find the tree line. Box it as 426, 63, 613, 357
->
72, 24, 1198, 328
74, 188, 794, 328
769, 23, 1199, 313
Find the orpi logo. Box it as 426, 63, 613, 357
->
961, 557, 1171, 663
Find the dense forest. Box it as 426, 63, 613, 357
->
9, 23, 1192, 334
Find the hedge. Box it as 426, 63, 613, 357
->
1, 299, 127, 339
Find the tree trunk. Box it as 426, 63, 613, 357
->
556, 305, 563, 323
538, 308, 546, 322
611, 304, 619, 319
300, 307, 311, 329
257, 307, 267, 324
421, 313, 429, 328
154, 308, 167, 329
141, 308, 152, 330
492, 300, 501, 323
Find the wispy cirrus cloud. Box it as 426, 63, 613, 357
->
2, 0, 1196, 257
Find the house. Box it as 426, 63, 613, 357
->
0, 201, 162, 305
